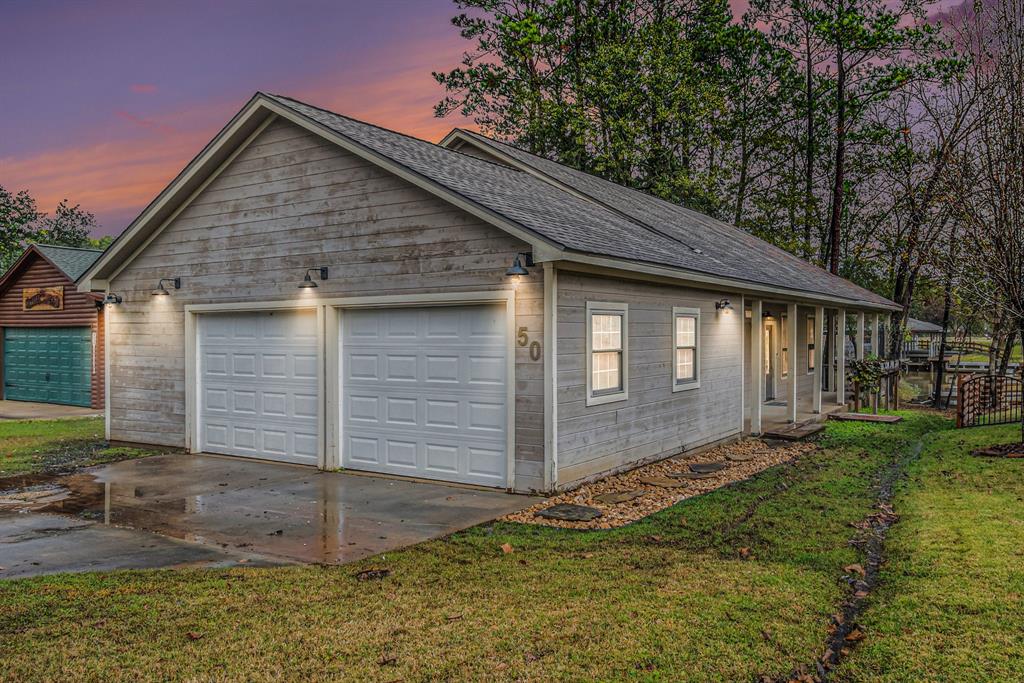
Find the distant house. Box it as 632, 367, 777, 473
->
78, 93, 898, 493
0, 244, 105, 408
908, 317, 943, 338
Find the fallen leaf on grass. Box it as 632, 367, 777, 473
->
500, 543, 513, 554
844, 563, 866, 577
445, 614, 463, 622
186, 631, 203, 641
845, 628, 866, 642
739, 547, 752, 560
377, 655, 397, 667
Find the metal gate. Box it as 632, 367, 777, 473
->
957, 374, 1023, 428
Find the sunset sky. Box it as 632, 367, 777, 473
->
1, 0, 479, 236
2, 0, 957, 237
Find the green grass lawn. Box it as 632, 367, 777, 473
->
834, 421, 1024, 682
0, 417, 155, 479
0, 412, 1021, 681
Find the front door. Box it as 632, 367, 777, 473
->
764, 320, 776, 400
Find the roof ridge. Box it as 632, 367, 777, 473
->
35, 243, 103, 252
266, 94, 529, 174
454, 130, 724, 261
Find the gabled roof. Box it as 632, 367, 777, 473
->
80, 92, 898, 311
908, 317, 943, 333
442, 128, 896, 309
0, 244, 103, 295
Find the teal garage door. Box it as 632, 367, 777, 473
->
3, 327, 92, 407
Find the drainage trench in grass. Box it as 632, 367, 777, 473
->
762, 438, 924, 683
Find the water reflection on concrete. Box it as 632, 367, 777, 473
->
10, 454, 532, 565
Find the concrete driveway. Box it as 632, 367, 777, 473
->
0, 454, 534, 579
0, 399, 101, 420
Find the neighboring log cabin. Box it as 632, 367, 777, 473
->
0, 244, 104, 408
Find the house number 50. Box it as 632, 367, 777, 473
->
517, 326, 542, 361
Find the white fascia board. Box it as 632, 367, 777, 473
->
545, 254, 900, 313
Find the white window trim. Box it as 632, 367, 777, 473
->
586, 301, 629, 406
672, 306, 701, 392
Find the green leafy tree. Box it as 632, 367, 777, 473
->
0, 185, 99, 271
0, 185, 42, 270
434, 0, 740, 215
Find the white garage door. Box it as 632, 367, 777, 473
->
341, 305, 508, 487
199, 310, 319, 465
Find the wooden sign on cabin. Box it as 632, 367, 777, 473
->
23, 286, 64, 311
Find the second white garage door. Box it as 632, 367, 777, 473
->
341, 305, 508, 487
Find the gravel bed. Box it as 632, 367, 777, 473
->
504, 438, 818, 529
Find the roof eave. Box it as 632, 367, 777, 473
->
544, 250, 900, 311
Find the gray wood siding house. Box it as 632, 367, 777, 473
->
80, 93, 899, 493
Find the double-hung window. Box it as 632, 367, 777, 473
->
807, 316, 816, 373
672, 307, 700, 391
586, 302, 628, 405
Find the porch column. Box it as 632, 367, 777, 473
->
856, 311, 866, 360
751, 299, 764, 435
837, 308, 847, 406
813, 305, 824, 413
871, 313, 880, 358
787, 302, 798, 423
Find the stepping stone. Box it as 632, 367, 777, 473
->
593, 490, 647, 505
689, 462, 727, 474
669, 471, 719, 480
726, 452, 756, 462
639, 476, 688, 488
763, 423, 825, 440
535, 504, 603, 521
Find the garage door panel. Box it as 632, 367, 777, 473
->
341, 305, 507, 487
199, 310, 319, 466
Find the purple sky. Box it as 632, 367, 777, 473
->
0, 0, 476, 235
2, 0, 958, 237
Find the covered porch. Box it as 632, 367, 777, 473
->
742, 298, 891, 436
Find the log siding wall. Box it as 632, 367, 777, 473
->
107, 118, 545, 491
555, 271, 743, 487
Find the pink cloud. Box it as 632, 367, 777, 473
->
130, 83, 158, 94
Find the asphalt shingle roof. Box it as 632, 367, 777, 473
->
268, 94, 895, 309
35, 244, 103, 282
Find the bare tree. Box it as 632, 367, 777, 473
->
949, 0, 1024, 366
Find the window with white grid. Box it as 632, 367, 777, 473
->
586, 302, 628, 405
672, 307, 700, 391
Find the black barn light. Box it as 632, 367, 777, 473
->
299, 267, 328, 289
152, 277, 181, 296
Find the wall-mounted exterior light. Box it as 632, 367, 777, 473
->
298, 267, 328, 289
152, 277, 181, 296
506, 252, 534, 279
102, 293, 123, 305
715, 298, 734, 312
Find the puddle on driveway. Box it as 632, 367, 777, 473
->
0, 455, 533, 565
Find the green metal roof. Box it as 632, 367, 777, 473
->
34, 244, 104, 282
